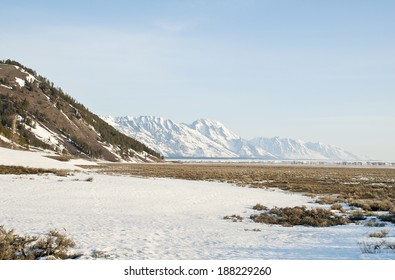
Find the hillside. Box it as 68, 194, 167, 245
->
103, 115, 360, 161
0, 60, 162, 162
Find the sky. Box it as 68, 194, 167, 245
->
1, 0, 394, 160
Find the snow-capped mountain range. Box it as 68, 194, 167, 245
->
102, 116, 360, 161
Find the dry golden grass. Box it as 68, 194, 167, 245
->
0, 165, 71, 176
330, 204, 344, 211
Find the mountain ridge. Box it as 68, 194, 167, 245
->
102, 115, 360, 161
0, 60, 162, 162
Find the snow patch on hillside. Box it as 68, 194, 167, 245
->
0, 147, 88, 170
15, 77, 25, 87
19, 68, 37, 83
23, 122, 63, 149
1, 84, 12, 89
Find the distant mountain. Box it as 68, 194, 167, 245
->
186, 119, 274, 159
103, 115, 360, 161
0, 60, 162, 162
249, 137, 324, 160
103, 116, 237, 158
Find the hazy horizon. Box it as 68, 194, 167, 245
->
1, 0, 394, 160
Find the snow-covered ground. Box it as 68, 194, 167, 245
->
0, 147, 95, 170
1, 171, 394, 260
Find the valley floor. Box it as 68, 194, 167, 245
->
1, 171, 394, 259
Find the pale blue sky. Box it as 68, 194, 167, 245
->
1, 0, 394, 160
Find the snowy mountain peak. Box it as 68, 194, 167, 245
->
103, 115, 360, 161
101, 116, 238, 158
189, 119, 241, 141
191, 118, 226, 128
119, 115, 179, 132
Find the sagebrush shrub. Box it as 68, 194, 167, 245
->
0, 226, 79, 260
369, 230, 389, 238
379, 214, 395, 224
253, 204, 268, 211
224, 215, 243, 222
250, 206, 349, 227
349, 210, 366, 221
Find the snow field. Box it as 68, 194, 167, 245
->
1, 172, 394, 259
0, 147, 94, 170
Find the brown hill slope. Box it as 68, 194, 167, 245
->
0, 60, 162, 162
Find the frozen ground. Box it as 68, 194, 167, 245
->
0, 147, 95, 170
1, 171, 394, 260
